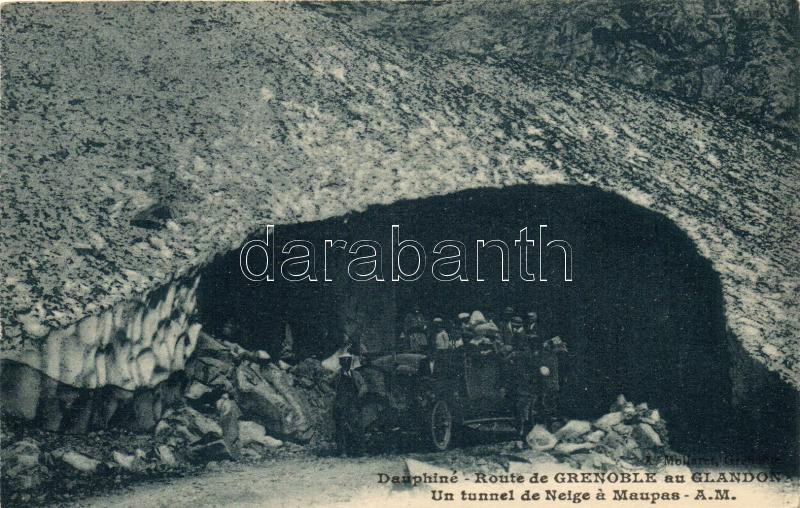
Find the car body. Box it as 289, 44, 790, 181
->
333, 344, 550, 454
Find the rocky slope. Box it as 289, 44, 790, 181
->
1, 326, 674, 507
1, 333, 334, 506
307, 0, 799, 133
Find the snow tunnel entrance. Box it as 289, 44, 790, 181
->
196, 184, 732, 455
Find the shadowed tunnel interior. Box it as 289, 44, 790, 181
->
197, 184, 732, 455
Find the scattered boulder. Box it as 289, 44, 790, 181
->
233, 362, 312, 442
554, 442, 596, 455
154, 420, 170, 435
112, 451, 142, 472
585, 430, 605, 443
642, 409, 661, 424
621, 437, 643, 460
554, 420, 591, 441
610, 394, 627, 412
1, 438, 45, 489
61, 451, 101, 473
594, 411, 624, 431
189, 440, 232, 463
155, 445, 177, 466
220, 339, 249, 360
613, 423, 634, 436
182, 406, 223, 438
526, 424, 557, 451
156, 405, 223, 446
600, 429, 624, 450
185, 381, 213, 401
185, 356, 232, 386
193, 332, 236, 362
634, 423, 664, 448
253, 350, 271, 362
238, 420, 283, 448
621, 402, 637, 421
2, 438, 41, 468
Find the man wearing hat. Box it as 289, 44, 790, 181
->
453, 312, 470, 348
457, 312, 470, 331
466, 313, 496, 354
431, 317, 451, 349
526, 311, 540, 341
499, 306, 516, 345
510, 316, 525, 340
539, 336, 568, 425
504, 325, 539, 440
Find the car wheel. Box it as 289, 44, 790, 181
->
428, 398, 453, 451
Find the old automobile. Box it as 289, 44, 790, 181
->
332, 339, 563, 454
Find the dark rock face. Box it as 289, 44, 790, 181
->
309, 0, 799, 132
0, 335, 331, 504
181, 332, 323, 444
233, 363, 313, 443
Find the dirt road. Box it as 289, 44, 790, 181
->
66, 449, 798, 508
67, 454, 426, 508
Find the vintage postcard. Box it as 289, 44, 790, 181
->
1, 1, 797, 506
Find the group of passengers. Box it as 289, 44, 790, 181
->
400, 305, 542, 354
400, 305, 568, 434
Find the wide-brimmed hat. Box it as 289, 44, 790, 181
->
458, 312, 470, 321
469, 310, 487, 327
511, 316, 524, 326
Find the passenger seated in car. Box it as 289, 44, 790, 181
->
506, 316, 526, 350
457, 312, 470, 333
457, 328, 474, 350
431, 317, 451, 349
403, 305, 429, 352
465, 329, 492, 352
469, 331, 497, 356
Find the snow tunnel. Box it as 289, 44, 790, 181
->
196, 184, 732, 455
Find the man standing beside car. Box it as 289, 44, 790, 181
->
508, 329, 539, 440
539, 336, 568, 426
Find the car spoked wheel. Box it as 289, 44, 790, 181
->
429, 399, 453, 451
